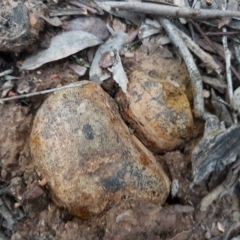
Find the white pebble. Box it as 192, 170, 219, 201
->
233, 86, 240, 114
203, 89, 210, 98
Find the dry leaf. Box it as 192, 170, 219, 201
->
69, 64, 87, 76
39, 14, 62, 27
20, 31, 102, 70
1, 81, 14, 97
62, 17, 109, 40
138, 18, 162, 39
98, 3, 145, 26
90, 27, 137, 85
202, 76, 227, 93
110, 51, 128, 93
99, 51, 116, 68
217, 222, 225, 232
17, 80, 31, 94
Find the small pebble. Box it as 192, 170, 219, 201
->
171, 179, 179, 197
205, 231, 211, 239
124, 52, 135, 58
203, 89, 210, 98
29, 13, 42, 31
233, 86, 240, 113
37, 71, 41, 75
14, 202, 21, 208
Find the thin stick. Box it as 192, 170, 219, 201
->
200, 157, 240, 211
206, 31, 240, 36
177, 29, 221, 74
49, 8, 87, 17
0, 82, 89, 103
200, 184, 226, 211
222, 2, 238, 123
191, 21, 221, 55
216, 97, 234, 110
223, 222, 239, 240
188, 22, 196, 42
98, 2, 240, 19
202, 76, 227, 93
170, 230, 192, 240
158, 18, 214, 120
230, 66, 240, 82
0, 69, 13, 77
191, 21, 240, 82
233, 42, 240, 64
69, 1, 97, 14
222, 28, 234, 106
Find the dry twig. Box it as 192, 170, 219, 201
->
177, 29, 221, 74
206, 31, 240, 36
70, 0, 97, 14
158, 18, 214, 120
99, 2, 240, 19
170, 230, 192, 240
222, 30, 233, 102
191, 21, 240, 82
0, 82, 89, 103
200, 157, 240, 211
202, 76, 227, 93
222, 33, 237, 122
233, 42, 240, 64
49, 8, 87, 17
200, 184, 226, 211
222, 5, 238, 123
0, 69, 13, 78
216, 97, 234, 111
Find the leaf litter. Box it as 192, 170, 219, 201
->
20, 31, 103, 70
